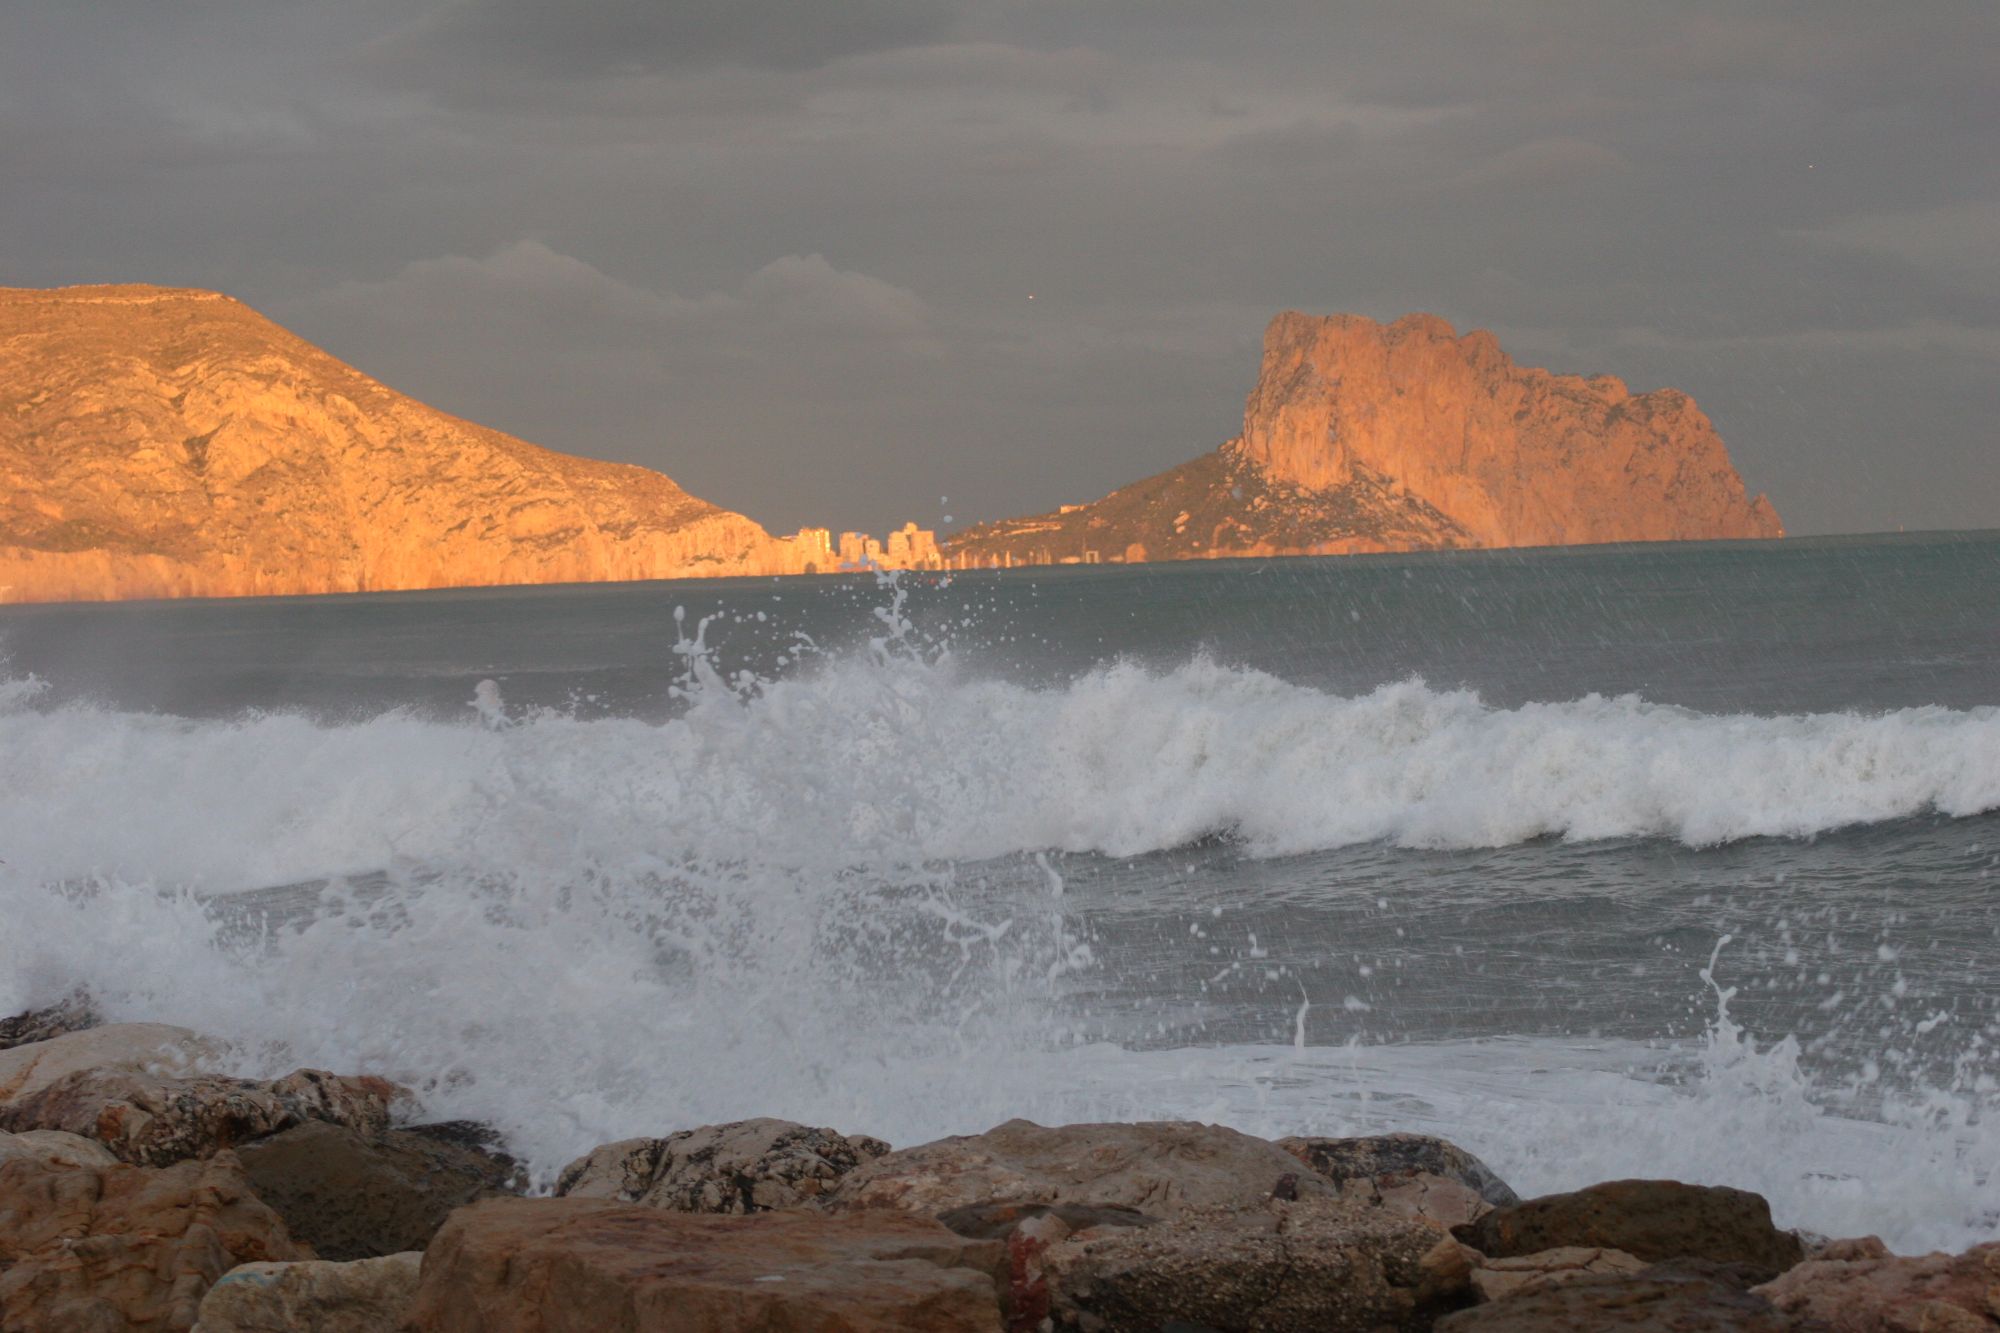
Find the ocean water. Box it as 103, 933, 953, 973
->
2, 531, 1997, 1252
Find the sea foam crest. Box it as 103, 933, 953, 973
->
0, 656, 1997, 890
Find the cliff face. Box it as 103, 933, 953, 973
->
947, 312, 1779, 567
0, 285, 789, 602
1241, 311, 1781, 547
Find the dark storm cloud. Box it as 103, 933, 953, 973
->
4, 0, 1997, 535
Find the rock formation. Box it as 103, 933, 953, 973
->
947, 311, 1780, 567
0, 284, 793, 602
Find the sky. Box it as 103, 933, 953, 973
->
5, 1, 1995, 538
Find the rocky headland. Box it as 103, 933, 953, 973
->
3, 289, 1784, 602
945, 312, 1782, 567
1, 997, 1990, 1331
0, 285, 793, 602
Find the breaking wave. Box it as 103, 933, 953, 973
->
2, 654, 1996, 889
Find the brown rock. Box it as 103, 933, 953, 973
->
236, 1120, 522, 1260
1459, 1179, 1807, 1281
1436, 1269, 1807, 1331
403, 1196, 1006, 1332
0, 993, 100, 1049
1279, 1132, 1520, 1206
1753, 1240, 2000, 1331
194, 1251, 423, 1333
824, 1118, 1336, 1221
1340, 1169, 1497, 1231
0, 1128, 119, 1170
1471, 1246, 1651, 1302
555, 1117, 888, 1214
946, 312, 1780, 570
0, 1063, 399, 1166
0, 284, 796, 604
0, 1150, 306, 1331
1037, 1196, 1475, 1331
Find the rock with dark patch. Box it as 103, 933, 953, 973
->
824, 1119, 1336, 1221
1753, 1240, 2000, 1331
1279, 1132, 1519, 1207
403, 1196, 1007, 1332
1437, 1268, 1811, 1330
1039, 1197, 1476, 1332
195, 1250, 424, 1333
0, 1063, 399, 1166
0, 1150, 306, 1331
0, 993, 99, 1050
1458, 1179, 1806, 1281
555, 1116, 889, 1214
236, 1120, 524, 1260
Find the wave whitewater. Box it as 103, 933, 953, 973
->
1, 656, 1997, 890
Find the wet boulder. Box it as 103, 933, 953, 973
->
1457, 1179, 1807, 1282
1038, 1196, 1476, 1332
0, 1063, 399, 1166
1436, 1268, 1808, 1331
0, 1127, 119, 1170
1469, 1245, 1650, 1302
824, 1118, 1335, 1221
195, 1250, 424, 1332
0, 1021, 218, 1102
404, 1196, 1007, 1332
556, 1117, 888, 1214
0, 993, 100, 1050
1753, 1239, 2000, 1331
0, 1150, 306, 1331
236, 1119, 524, 1260
1279, 1132, 1520, 1207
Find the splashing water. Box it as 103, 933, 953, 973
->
1, 568, 1997, 1251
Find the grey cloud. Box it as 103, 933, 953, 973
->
389, 0, 957, 79
6, 1, 1997, 536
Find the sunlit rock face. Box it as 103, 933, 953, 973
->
1241, 311, 1783, 548
0, 285, 789, 602
947, 312, 1780, 568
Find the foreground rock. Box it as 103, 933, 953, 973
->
0, 994, 101, 1050
237, 1120, 523, 1260
0, 1150, 305, 1331
0, 1022, 217, 1102
194, 1251, 423, 1333
1754, 1240, 2000, 1330
1459, 1179, 1807, 1282
1469, 1246, 1650, 1301
557, 1117, 888, 1214
1437, 1268, 1806, 1330
0, 1127, 119, 1170
1279, 1132, 1520, 1207
1038, 1197, 1475, 1332
405, 1197, 1007, 1332
0, 1063, 399, 1166
825, 1118, 1334, 1220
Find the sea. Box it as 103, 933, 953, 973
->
2, 531, 1997, 1252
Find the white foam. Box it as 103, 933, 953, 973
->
3, 651, 1997, 1251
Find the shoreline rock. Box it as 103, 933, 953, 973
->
5, 1003, 1997, 1331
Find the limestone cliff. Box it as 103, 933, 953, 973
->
947, 312, 1780, 567
0, 285, 789, 602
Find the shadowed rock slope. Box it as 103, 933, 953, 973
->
0, 285, 786, 602
947, 312, 1781, 567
